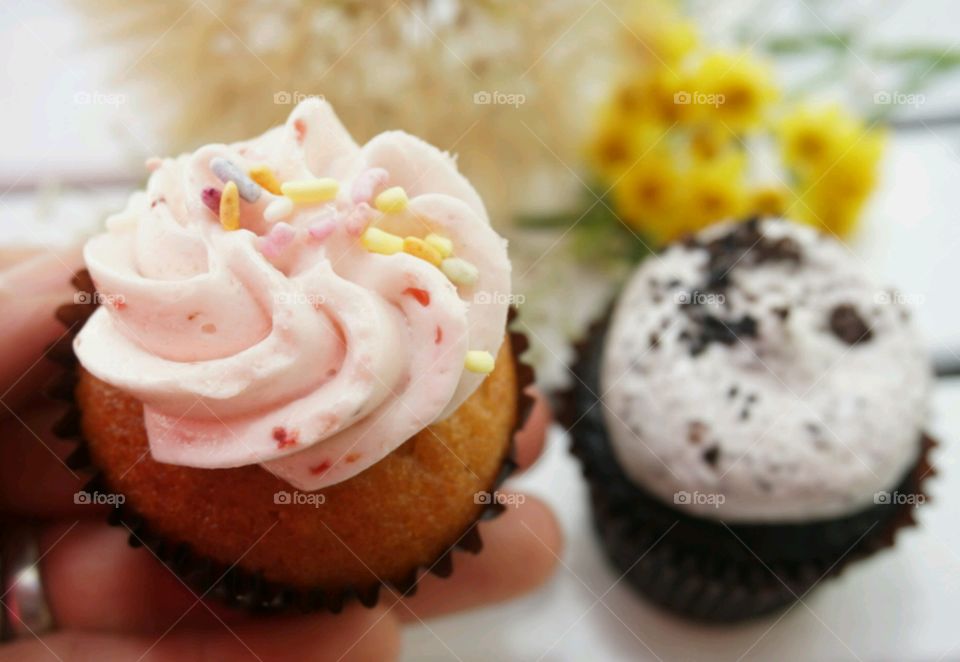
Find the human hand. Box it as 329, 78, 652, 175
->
0, 245, 562, 661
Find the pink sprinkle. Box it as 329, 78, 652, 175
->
201, 187, 221, 213
308, 219, 337, 242
258, 222, 296, 258
273, 426, 298, 449
309, 460, 332, 475
350, 168, 389, 205
345, 203, 375, 236
145, 157, 162, 172
293, 118, 307, 144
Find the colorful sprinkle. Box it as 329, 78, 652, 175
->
281, 178, 339, 203
374, 186, 408, 213
309, 460, 332, 475
361, 227, 404, 255
272, 426, 298, 449
350, 167, 389, 205
249, 165, 283, 195
219, 181, 240, 231
263, 196, 294, 222
441, 257, 479, 286
293, 118, 307, 143
424, 233, 453, 258
201, 187, 222, 213
210, 157, 262, 202
403, 287, 431, 307
345, 203, 375, 236
435, 326, 443, 344
259, 222, 296, 258
403, 236, 443, 266
464, 350, 495, 374
308, 219, 337, 242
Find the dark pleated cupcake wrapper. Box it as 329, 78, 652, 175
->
560, 313, 938, 622
48, 271, 536, 613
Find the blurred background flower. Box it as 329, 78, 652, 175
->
571, 1, 884, 249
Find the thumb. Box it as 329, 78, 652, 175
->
0, 607, 400, 662
0, 244, 84, 414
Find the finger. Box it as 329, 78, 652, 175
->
0, 403, 93, 519
0, 244, 83, 413
513, 387, 551, 472
0, 246, 50, 267
395, 492, 562, 621
0, 605, 399, 662
40, 521, 254, 632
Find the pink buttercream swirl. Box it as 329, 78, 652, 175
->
74, 99, 511, 491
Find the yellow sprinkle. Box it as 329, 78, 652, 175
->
374, 186, 408, 213
424, 233, 453, 258
464, 350, 495, 374
219, 181, 240, 231
403, 236, 443, 266
249, 165, 282, 195
440, 257, 479, 286
281, 178, 339, 203
361, 227, 404, 255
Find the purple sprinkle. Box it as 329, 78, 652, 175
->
201, 187, 222, 213
210, 157, 262, 202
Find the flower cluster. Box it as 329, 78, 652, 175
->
587, 2, 884, 247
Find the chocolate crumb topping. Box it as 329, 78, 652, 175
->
703, 445, 720, 468
688, 421, 707, 444
686, 314, 759, 356
695, 218, 804, 291
673, 219, 807, 356
829, 304, 873, 345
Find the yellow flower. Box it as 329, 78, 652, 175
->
778, 104, 875, 175
612, 69, 697, 125
623, 2, 699, 65
780, 107, 884, 237
676, 154, 749, 234
795, 181, 865, 239
688, 124, 735, 161
611, 152, 680, 243
821, 129, 885, 201
748, 185, 792, 218
689, 52, 778, 131
589, 109, 636, 180
589, 111, 673, 183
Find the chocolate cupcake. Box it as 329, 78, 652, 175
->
55, 98, 532, 611
567, 218, 935, 622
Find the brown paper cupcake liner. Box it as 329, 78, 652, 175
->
47, 271, 535, 613
561, 313, 937, 622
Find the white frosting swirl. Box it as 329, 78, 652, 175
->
74, 99, 511, 491
601, 219, 931, 522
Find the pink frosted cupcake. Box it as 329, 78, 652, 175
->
53, 99, 532, 611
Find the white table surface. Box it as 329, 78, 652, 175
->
3, 2, 960, 661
